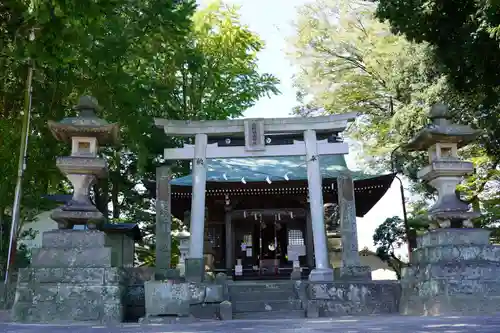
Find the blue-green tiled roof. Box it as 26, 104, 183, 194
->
171, 155, 382, 186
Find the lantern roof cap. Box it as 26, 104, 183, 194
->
406, 103, 480, 151
48, 95, 119, 145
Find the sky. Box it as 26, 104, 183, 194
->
197, 0, 407, 260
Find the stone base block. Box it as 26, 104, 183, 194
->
305, 301, 320, 318
11, 267, 125, 324
0, 310, 11, 322
401, 294, 500, 316
31, 247, 112, 268
144, 281, 191, 317
190, 303, 219, 319
305, 281, 400, 317
41, 230, 107, 249
185, 258, 204, 283
144, 281, 225, 320
401, 272, 500, 315
17, 267, 124, 285
335, 266, 371, 280
11, 285, 124, 323
290, 270, 302, 280
0, 281, 17, 310
417, 228, 491, 247
401, 237, 500, 316
405, 261, 500, 281
411, 244, 500, 264
204, 284, 224, 303
308, 268, 334, 282
219, 301, 232, 320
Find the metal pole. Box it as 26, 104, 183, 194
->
3, 30, 35, 306
390, 146, 412, 260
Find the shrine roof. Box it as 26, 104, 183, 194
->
171, 154, 383, 186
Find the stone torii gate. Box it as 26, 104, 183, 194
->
155, 114, 367, 282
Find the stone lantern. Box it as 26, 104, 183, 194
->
406, 103, 481, 229
399, 103, 500, 316
11, 96, 125, 324
48, 96, 119, 229
175, 228, 191, 277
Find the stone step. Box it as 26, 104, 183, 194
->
41, 230, 107, 249
31, 247, 112, 268
227, 281, 295, 294
229, 289, 296, 302
232, 299, 303, 313
233, 310, 305, 319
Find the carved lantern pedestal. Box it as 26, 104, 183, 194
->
399, 103, 500, 316
11, 97, 125, 324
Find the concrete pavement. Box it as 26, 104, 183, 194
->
2, 315, 500, 333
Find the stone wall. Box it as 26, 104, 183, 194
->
7, 266, 177, 323
0, 273, 17, 310
297, 281, 400, 317
400, 229, 500, 315
11, 230, 126, 323
122, 267, 155, 322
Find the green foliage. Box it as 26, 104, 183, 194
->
288, 0, 446, 174
289, 0, 498, 204
289, 0, 499, 271
135, 235, 180, 268
374, 0, 500, 228
0, 214, 37, 277
1, 0, 278, 267
372, 217, 407, 279
375, 0, 500, 158
373, 205, 428, 279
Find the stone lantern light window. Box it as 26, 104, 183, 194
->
71, 136, 98, 157
428, 142, 458, 163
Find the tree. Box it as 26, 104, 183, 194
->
288, 0, 447, 174
373, 202, 428, 279
289, 0, 498, 203
375, 0, 500, 159
0, 0, 197, 267
289, 0, 499, 270
373, 217, 407, 279
0, 0, 279, 268
108, 1, 280, 266
374, 0, 500, 224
